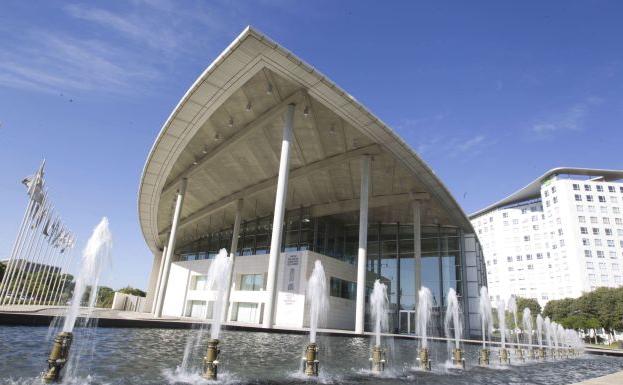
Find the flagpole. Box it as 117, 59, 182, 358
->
8, 194, 48, 306
0, 161, 45, 306
45, 235, 71, 304
50, 244, 72, 305
41, 233, 64, 305
54, 247, 73, 306
15, 199, 51, 306
31, 241, 56, 305
0, 198, 37, 305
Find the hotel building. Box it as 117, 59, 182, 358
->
138, 27, 486, 336
471, 168, 623, 306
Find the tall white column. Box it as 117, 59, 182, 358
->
150, 246, 168, 314
154, 178, 188, 318
413, 201, 422, 293
262, 103, 295, 329
222, 198, 243, 322
355, 155, 370, 334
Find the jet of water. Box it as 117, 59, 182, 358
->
306, 260, 328, 343
536, 314, 544, 347
444, 288, 462, 350
416, 287, 433, 349
507, 295, 520, 345
522, 308, 533, 346
63, 217, 112, 332
370, 279, 389, 347
551, 321, 559, 350
544, 316, 552, 348
496, 299, 507, 348
478, 286, 493, 347
205, 249, 232, 340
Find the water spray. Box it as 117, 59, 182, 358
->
369, 280, 388, 373
302, 261, 327, 377
416, 287, 433, 371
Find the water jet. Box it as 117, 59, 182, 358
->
369, 280, 388, 373
478, 287, 493, 367
415, 287, 433, 371
301, 260, 327, 377
444, 288, 464, 369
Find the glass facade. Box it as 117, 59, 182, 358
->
177, 207, 466, 334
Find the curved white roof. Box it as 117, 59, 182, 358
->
470, 167, 623, 218
138, 26, 474, 255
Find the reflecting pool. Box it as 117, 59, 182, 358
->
0, 326, 621, 385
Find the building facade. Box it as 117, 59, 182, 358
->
138, 27, 486, 336
471, 168, 623, 306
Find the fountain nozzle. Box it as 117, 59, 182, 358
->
202, 339, 220, 380
499, 348, 510, 365
538, 347, 546, 360
417, 348, 431, 371
479, 348, 490, 366
515, 348, 525, 362
302, 343, 319, 376
370, 345, 386, 373
452, 348, 465, 369
42, 331, 73, 383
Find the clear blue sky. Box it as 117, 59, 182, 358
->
1, 1, 622, 291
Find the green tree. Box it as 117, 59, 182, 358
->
0, 262, 5, 282
516, 296, 542, 316
118, 286, 146, 297
543, 297, 574, 320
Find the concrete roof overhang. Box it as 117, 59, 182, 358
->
470, 167, 623, 218
138, 26, 474, 255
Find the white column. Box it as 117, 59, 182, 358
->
222, 198, 243, 322
413, 201, 422, 292
154, 178, 188, 318
150, 246, 168, 314
355, 155, 371, 334
262, 103, 295, 329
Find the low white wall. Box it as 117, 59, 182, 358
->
112, 292, 146, 312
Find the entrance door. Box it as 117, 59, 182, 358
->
399, 310, 416, 334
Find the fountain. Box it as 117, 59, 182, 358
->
544, 316, 552, 359
415, 287, 433, 371
551, 321, 560, 359
444, 288, 464, 369
522, 308, 534, 359
201, 248, 233, 380
507, 296, 523, 361
496, 299, 510, 365
369, 279, 388, 373
301, 260, 328, 377
43, 217, 111, 382
536, 314, 545, 359
478, 286, 493, 366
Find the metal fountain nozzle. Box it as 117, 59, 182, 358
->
452, 348, 465, 369
417, 347, 431, 371
499, 348, 510, 365
479, 348, 490, 366
202, 338, 220, 380
302, 342, 319, 377
42, 331, 73, 383
538, 347, 546, 360
515, 347, 525, 362
370, 345, 386, 373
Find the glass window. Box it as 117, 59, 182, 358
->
240, 274, 264, 291
330, 277, 356, 300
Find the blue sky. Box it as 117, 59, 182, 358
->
1, 1, 622, 290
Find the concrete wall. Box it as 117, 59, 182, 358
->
160, 250, 359, 331
112, 292, 146, 312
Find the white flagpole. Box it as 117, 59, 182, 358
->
41, 230, 65, 305
3, 206, 40, 306
31, 241, 56, 305
9, 194, 48, 306
23, 205, 54, 306
45, 235, 70, 304
54, 247, 73, 306
0, 198, 37, 305
16, 200, 52, 306
50, 235, 71, 304
0, 161, 45, 306
33, 217, 62, 305
52, 244, 73, 305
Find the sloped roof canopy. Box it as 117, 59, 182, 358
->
138, 27, 473, 254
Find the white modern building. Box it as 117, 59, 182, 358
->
471, 168, 623, 306
138, 27, 487, 336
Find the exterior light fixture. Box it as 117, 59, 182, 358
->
266, 82, 273, 95
228, 117, 234, 127
246, 101, 252, 111
303, 106, 309, 117
329, 124, 335, 134
214, 133, 223, 141
302, 218, 311, 223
